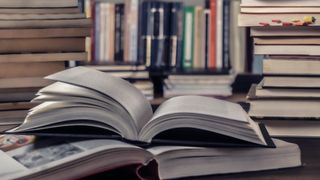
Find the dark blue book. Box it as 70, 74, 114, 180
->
139, 1, 152, 66
114, 4, 125, 62
78, 0, 85, 12
141, 1, 171, 69
169, 2, 184, 69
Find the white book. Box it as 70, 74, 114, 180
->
9, 67, 274, 148
216, 0, 224, 69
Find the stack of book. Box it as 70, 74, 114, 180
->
164, 74, 234, 98
239, 0, 320, 137
0, 67, 301, 179
86, 65, 154, 100
0, 0, 91, 131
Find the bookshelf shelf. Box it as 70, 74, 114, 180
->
81, 61, 145, 66
149, 68, 230, 76
170, 68, 231, 75
89, 0, 248, 99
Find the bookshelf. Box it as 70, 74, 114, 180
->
84, 0, 251, 100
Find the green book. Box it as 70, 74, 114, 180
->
182, 6, 195, 69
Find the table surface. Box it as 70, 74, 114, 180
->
189, 138, 320, 180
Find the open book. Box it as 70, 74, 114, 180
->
8, 67, 274, 147
0, 135, 301, 180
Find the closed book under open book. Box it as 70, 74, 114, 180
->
0, 135, 301, 180
8, 67, 274, 148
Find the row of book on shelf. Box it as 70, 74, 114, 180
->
92, 0, 234, 71
239, 0, 320, 138
0, 0, 248, 133
90, 0, 247, 100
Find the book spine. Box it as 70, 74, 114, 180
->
124, 0, 139, 63
151, 2, 170, 68
109, 4, 115, 62
78, 0, 85, 12
95, 2, 102, 63
216, 0, 223, 69
203, 9, 211, 69
193, 6, 204, 69
182, 6, 195, 69
114, 4, 124, 62
84, 0, 92, 18
150, 3, 159, 68
223, 0, 231, 69
103, 4, 110, 62
90, 0, 95, 63
100, 3, 107, 63
169, 2, 183, 69
137, 0, 145, 65
209, 0, 217, 69
162, 3, 171, 69
140, 2, 152, 67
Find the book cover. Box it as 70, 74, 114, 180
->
193, 6, 205, 69
182, 6, 195, 69
216, 0, 223, 69
114, 4, 125, 62
151, 2, 170, 68
223, 0, 231, 69
209, 0, 217, 69
124, 0, 139, 63
141, 1, 170, 69
169, 2, 183, 69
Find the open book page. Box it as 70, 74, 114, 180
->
13, 82, 136, 138
0, 135, 153, 180
14, 101, 128, 137
35, 82, 128, 113
151, 96, 249, 123
141, 96, 267, 146
45, 67, 153, 132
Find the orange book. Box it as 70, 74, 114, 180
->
209, 0, 216, 69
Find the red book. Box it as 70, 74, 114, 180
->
209, 0, 216, 69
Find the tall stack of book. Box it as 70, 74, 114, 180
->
239, 0, 320, 137
0, 0, 91, 131
164, 74, 234, 98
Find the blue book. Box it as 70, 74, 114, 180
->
141, 1, 171, 69
169, 2, 184, 69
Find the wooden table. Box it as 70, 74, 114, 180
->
190, 138, 320, 180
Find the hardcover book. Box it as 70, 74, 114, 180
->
0, 135, 301, 180
1, 67, 303, 179
182, 6, 195, 69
